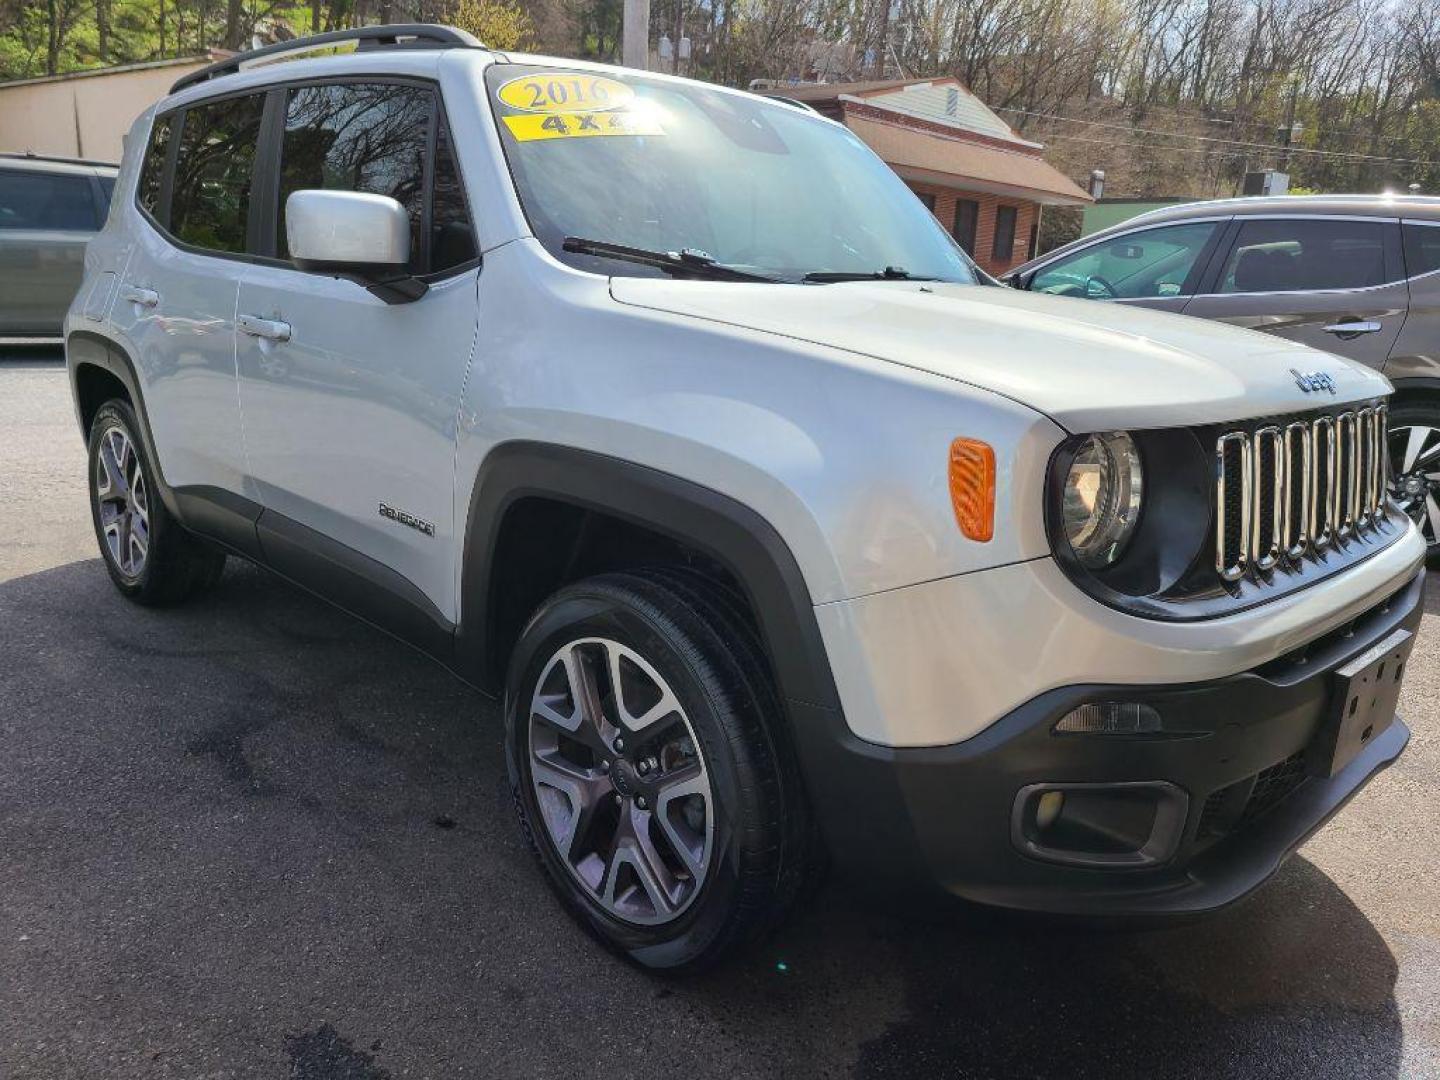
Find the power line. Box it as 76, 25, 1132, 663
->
994, 105, 1440, 168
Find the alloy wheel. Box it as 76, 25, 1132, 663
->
528, 637, 714, 926
1388, 423, 1440, 547
95, 424, 150, 578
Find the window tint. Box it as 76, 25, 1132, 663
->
0, 169, 97, 230
993, 205, 1017, 261
953, 199, 978, 255
1031, 221, 1218, 300
1403, 223, 1440, 278
137, 113, 172, 221
170, 95, 264, 253
1219, 218, 1390, 293
278, 83, 431, 271
430, 119, 476, 272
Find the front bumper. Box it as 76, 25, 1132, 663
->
798, 568, 1422, 915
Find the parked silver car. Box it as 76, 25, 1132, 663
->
0, 153, 118, 340
1008, 196, 1440, 549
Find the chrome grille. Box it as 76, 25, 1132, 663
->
1215, 405, 1388, 585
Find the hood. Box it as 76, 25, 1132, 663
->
609, 278, 1391, 432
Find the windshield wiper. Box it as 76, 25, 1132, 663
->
562, 236, 781, 283
801, 266, 940, 283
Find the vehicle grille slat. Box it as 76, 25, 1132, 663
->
1214, 404, 1391, 588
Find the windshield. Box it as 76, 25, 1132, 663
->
485, 64, 981, 285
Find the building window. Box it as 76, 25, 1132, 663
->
914, 190, 936, 213
992, 205, 1017, 262
953, 198, 978, 255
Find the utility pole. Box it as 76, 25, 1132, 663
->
623, 0, 650, 70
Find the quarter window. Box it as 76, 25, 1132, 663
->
170, 95, 265, 254
137, 114, 172, 222
430, 119, 477, 273
1031, 221, 1218, 300
277, 83, 431, 272
0, 169, 97, 230
1403, 222, 1440, 278
1219, 218, 1391, 293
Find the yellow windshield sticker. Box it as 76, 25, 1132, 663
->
497, 74, 634, 114
503, 111, 664, 142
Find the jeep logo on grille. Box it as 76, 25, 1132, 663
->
1291, 368, 1337, 395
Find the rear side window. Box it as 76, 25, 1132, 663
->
137, 114, 172, 221
1403, 223, 1440, 278
0, 169, 97, 230
1219, 218, 1392, 293
170, 94, 265, 254
277, 83, 431, 271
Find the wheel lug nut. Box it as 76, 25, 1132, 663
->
614, 794, 623, 805
600, 760, 610, 770
636, 796, 648, 810
613, 737, 625, 752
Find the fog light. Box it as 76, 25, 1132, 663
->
1055, 701, 1162, 735
1035, 790, 1065, 829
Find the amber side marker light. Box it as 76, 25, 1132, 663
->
949, 437, 996, 542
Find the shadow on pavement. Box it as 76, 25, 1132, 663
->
0, 557, 1402, 1080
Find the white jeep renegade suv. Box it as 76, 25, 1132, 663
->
66, 25, 1425, 970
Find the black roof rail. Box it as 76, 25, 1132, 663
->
170, 23, 485, 94
0, 150, 118, 169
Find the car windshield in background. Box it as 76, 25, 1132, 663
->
484, 65, 980, 285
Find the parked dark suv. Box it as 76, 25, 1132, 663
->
1008, 196, 1440, 549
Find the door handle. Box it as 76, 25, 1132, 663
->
120, 285, 159, 308
238, 314, 292, 342
1322, 320, 1382, 338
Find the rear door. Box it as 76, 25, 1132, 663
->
233, 80, 480, 624
0, 165, 100, 336
110, 94, 264, 502
1183, 215, 1406, 370
1023, 218, 1227, 315
1386, 220, 1440, 383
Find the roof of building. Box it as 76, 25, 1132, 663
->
845, 112, 1090, 205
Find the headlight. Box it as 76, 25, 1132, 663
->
1062, 432, 1143, 568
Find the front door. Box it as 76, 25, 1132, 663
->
1183, 216, 1406, 370
234, 80, 480, 623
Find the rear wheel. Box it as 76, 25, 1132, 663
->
1386, 401, 1440, 553
504, 570, 816, 970
87, 399, 225, 604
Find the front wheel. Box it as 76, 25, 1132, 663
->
504, 570, 816, 971
1387, 402, 1440, 553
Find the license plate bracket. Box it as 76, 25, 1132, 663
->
1308, 627, 1413, 779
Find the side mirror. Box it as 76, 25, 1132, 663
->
1002, 271, 1024, 289
285, 190, 426, 303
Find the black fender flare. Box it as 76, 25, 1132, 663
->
455, 441, 843, 719
66, 329, 185, 521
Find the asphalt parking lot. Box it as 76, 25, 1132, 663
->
2, 353, 1438, 1080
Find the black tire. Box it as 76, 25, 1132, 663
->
1386, 398, 1440, 557
503, 569, 819, 971
87, 399, 226, 605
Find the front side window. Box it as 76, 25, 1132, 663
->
277, 83, 432, 271
485, 64, 978, 284
1031, 221, 1218, 300
170, 94, 264, 253
1219, 218, 1391, 293
0, 169, 97, 230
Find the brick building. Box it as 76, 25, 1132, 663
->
756, 78, 1091, 275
